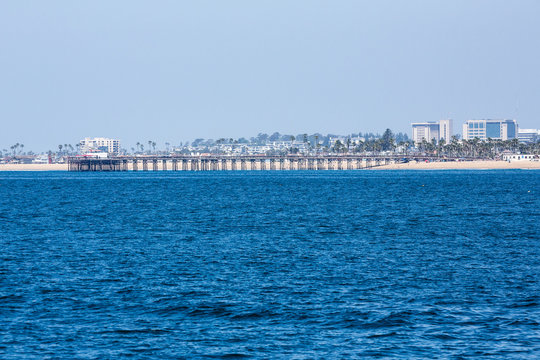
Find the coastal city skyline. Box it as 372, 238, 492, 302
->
3, 115, 539, 154
2, 116, 539, 156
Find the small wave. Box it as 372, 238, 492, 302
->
367, 331, 398, 338
505, 318, 540, 326
151, 305, 189, 315
100, 328, 171, 335
231, 309, 275, 320
508, 298, 539, 308
188, 305, 233, 318
363, 311, 413, 329
0, 294, 25, 302
428, 333, 458, 340
203, 354, 252, 359
95, 278, 122, 283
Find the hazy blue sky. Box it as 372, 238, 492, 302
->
1, 0, 539, 151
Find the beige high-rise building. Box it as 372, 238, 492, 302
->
438, 119, 453, 142
411, 119, 453, 144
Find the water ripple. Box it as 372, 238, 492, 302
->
0, 171, 539, 358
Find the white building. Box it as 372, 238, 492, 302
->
518, 129, 540, 144
462, 119, 518, 141
80, 137, 120, 154
411, 119, 453, 144
329, 136, 365, 147
439, 119, 452, 143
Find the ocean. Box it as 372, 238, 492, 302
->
1, 170, 539, 359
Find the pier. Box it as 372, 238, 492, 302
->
67, 155, 446, 171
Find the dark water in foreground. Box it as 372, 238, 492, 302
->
1, 171, 539, 359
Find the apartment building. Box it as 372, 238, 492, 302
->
518, 128, 540, 143
411, 119, 453, 144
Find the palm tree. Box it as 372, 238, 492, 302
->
11, 143, 20, 156
333, 140, 343, 153
437, 139, 445, 157
510, 138, 519, 152
449, 136, 460, 157
405, 140, 413, 155
472, 138, 481, 158
420, 139, 429, 154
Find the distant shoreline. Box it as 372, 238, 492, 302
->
0, 164, 69, 171
1, 160, 540, 171
373, 160, 540, 170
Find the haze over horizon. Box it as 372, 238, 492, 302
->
1, 0, 540, 152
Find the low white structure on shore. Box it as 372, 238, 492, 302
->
503, 154, 538, 161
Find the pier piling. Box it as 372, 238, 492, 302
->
67, 155, 446, 172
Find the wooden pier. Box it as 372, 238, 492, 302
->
67, 155, 441, 172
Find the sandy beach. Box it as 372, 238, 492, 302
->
1, 160, 540, 171
0, 164, 69, 171
374, 160, 540, 170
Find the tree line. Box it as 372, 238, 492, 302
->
4, 129, 539, 158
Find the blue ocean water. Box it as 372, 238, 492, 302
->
1, 170, 539, 359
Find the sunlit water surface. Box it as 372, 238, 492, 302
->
1, 171, 539, 359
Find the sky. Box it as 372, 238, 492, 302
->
1, 0, 540, 152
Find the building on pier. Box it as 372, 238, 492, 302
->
80, 137, 120, 154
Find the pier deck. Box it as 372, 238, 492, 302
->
68, 155, 450, 171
